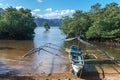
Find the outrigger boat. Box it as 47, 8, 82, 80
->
69, 45, 84, 77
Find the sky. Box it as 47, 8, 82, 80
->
0, 0, 120, 19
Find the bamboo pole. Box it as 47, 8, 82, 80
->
76, 58, 120, 62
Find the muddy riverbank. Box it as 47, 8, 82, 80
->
0, 69, 119, 80
88, 39, 120, 47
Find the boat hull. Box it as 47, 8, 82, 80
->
69, 45, 84, 77
72, 64, 82, 76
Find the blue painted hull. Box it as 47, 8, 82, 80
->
69, 45, 84, 77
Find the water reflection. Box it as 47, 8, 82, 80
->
32, 27, 68, 74
34, 27, 65, 47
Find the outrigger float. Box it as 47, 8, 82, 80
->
23, 43, 65, 58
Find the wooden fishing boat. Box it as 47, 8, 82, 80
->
69, 45, 84, 77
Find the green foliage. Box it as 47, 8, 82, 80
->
86, 2, 120, 40
0, 7, 36, 39
42, 22, 50, 31
60, 2, 120, 41
86, 21, 103, 39
90, 3, 101, 13
60, 16, 73, 34
60, 10, 91, 36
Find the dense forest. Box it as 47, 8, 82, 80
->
60, 2, 120, 42
0, 7, 36, 40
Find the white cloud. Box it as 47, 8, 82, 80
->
31, 9, 41, 17
31, 12, 39, 17
33, 9, 40, 12
45, 8, 52, 12
0, 3, 3, 6
16, 6, 24, 10
0, 3, 9, 9
42, 9, 75, 18
32, 9, 75, 19
37, 0, 43, 3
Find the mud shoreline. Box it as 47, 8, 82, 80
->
0, 69, 119, 80
0, 72, 79, 80
88, 39, 120, 47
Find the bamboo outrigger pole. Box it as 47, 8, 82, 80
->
22, 43, 67, 59
76, 58, 120, 63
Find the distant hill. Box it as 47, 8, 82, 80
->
34, 18, 61, 27
0, 8, 4, 13
0, 8, 61, 27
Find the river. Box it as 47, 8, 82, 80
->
0, 27, 119, 75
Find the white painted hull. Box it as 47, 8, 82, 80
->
72, 64, 83, 76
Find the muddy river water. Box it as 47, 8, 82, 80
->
0, 27, 120, 75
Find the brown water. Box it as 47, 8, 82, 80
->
0, 27, 120, 75
0, 40, 34, 74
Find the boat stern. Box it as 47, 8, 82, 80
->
72, 64, 82, 76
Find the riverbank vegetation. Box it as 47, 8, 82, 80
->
0, 7, 36, 40
60, 2, 120, 42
